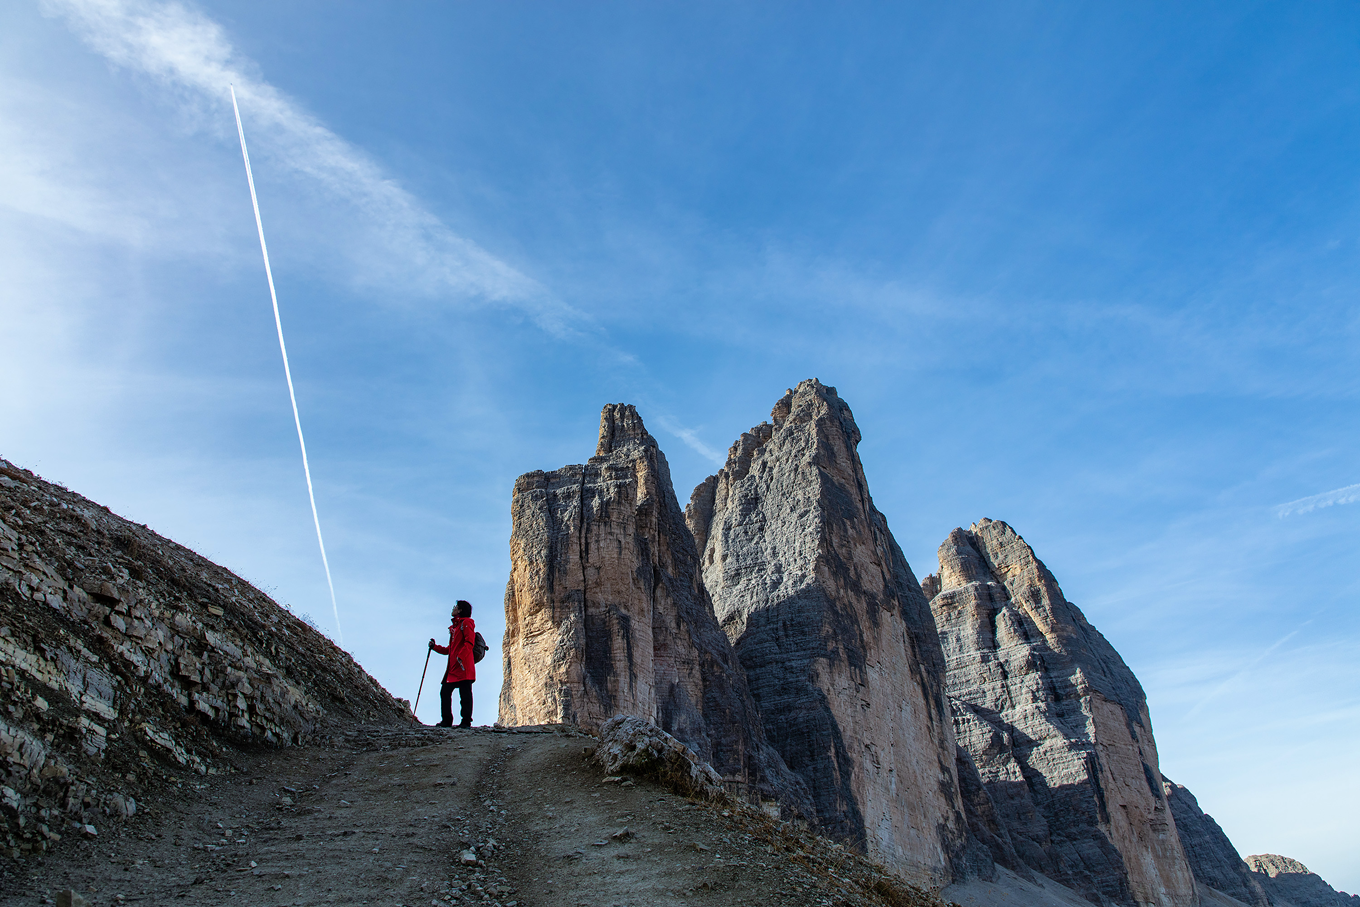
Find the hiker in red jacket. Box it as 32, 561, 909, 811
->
429, 600, 475, 728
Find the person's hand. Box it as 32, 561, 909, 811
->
428, 638, 437, 650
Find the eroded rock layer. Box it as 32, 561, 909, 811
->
926, 519, 1196, 907
0, 458, 410, 860
498, 406, 805, 808
1163, 778, 1269, 907
686, 379, 975, 887
1246, 855, 1359, 907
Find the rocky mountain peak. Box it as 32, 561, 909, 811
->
496, 383, 1349, 906
499, 405, 810, 812
929, 519, 1195, 907
595, 403, 656, 457
685, 381, 976, 886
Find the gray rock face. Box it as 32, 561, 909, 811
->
956, 742, 1032, 880
1246, 855, 1359, 907
0, 459, 410, 860
1163, 778, 1269, 907
686, 379, 975, 887
926, 519, 1196, 907
498, 405, 807, 809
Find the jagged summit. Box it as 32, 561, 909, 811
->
685, 379, 975, 886
595, 402, 655, 456
1, 385, 1349, 907
926, 518, 1195, 907
498, 405, 810, 811
496, 387, 1352, 905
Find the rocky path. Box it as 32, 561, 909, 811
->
1, 725, 944, 907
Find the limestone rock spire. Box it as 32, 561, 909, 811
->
686, 379, 977, 886
927, 519, 1197, 907
499, 404, 809, 810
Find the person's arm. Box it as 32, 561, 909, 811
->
431, 636, 450, 655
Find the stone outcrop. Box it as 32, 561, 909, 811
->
1162, 778, 1269, 906
1246, 855, 1359, 907
0, 458, 410, 860
498, 405, 807, 811
685, 379, 977, 887
925, 519, 1196, 907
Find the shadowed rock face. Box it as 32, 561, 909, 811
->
685, 379, 975, 887
1163, 778, 1269, 907
926, 519, 1196, 907
498, 405, 808, 810
1246, 855, 1360, 907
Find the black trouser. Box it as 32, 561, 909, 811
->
440, 680, 473, 727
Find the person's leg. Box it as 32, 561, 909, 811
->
457, 680, 473, 727
438, 681, 454, 727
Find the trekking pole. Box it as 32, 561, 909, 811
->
414, 647, 433, 714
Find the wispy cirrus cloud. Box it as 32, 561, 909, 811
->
1276, 482, 1360, 518
40, 0, 583, 334
652, 415, 726, 466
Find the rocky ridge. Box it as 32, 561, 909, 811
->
925, 519, 1195, 907
497, 405, 807, 811
0, 457, 410, 861
496, 382, 1358, 907
685, 380, 978, 887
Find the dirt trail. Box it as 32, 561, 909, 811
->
1, 725, 945, 907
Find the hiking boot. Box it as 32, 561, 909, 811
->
457, 721, 472, 729
435, 721, 453, 728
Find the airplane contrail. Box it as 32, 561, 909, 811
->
231, 86, 343, 645
1276, 482, 1360, 518
1183, 626, 1305, 719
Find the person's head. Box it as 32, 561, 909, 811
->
453, 600, 472, 619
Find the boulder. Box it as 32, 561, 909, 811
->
686, 379, 975, 887
592, 715, 727, 801
926, 519, 1196, 907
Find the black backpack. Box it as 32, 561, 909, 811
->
472, 631, 488, 664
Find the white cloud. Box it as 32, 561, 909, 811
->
653, 415, 726, 466
1276, 482, 1360, 518
40, 0, 583, 333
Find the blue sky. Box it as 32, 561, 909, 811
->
2, 0, 1357, 889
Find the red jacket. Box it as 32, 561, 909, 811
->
432, 617, 475, 683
